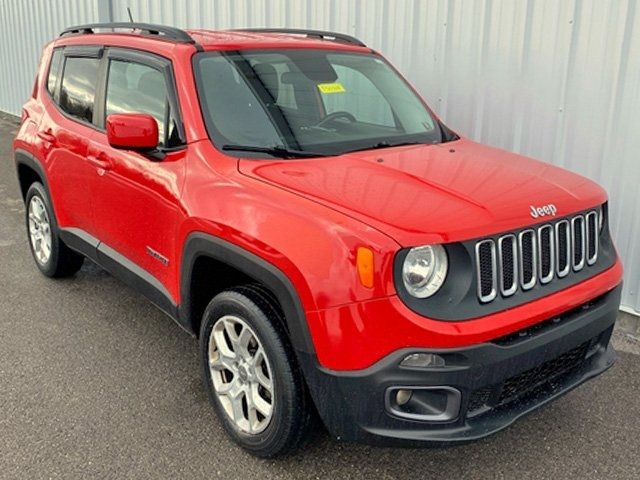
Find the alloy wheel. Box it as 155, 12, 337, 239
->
208, 315, 275, 434
28, 195, 52, 265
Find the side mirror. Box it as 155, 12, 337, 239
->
106, 113, 159, 151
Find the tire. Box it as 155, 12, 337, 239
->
199, 285, 313, 457
25, 182, 84, 278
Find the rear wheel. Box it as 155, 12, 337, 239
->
200, 285, 313, 457
25, 182, 84, 277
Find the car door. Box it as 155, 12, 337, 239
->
86, 48, 186, 302
37, 46, 102, 234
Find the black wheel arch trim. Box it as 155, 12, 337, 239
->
179, 232, 316, 355
14, 149, 50, 200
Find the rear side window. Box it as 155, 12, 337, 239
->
105, 59, 181, 147
59, 56, 100, 124
47, 49, 63, 97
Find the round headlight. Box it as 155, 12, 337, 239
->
402, 245, 448, 298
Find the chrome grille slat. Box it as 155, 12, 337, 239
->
498, 235, 517, 297
555, 220, 571, 278
519, 229, 537, 290
476, 240, 497, 303
538, 225, 554, 284
475, 210, 599, 302
572, 215, 586, 271
586, 211, 598, 265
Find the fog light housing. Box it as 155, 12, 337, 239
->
400, 353, 446, 368
386, 386, 461, 422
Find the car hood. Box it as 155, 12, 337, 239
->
238, 138, 606, 246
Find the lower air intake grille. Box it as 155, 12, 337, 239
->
497, 341, 589, 404
467, 387, 492, 412
467, 340, 591, 415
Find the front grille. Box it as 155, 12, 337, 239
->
475, 210, 599, 303
467, 340, 592, 415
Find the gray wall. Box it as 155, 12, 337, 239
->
1, 0, 639, 313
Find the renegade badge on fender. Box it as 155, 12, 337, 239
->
13, 23, 622, 457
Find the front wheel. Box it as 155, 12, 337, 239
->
200, 286, 313, 457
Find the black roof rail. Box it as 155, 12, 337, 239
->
60, 22, 195, 44
231, 28, 366, 47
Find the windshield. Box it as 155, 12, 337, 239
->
193, 49, 445, 157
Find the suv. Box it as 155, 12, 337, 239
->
14, 23, 622, 457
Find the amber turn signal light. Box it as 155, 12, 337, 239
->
356, 247, 375, 288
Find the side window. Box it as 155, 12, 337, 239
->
47, 49, 63, 97
59, 56, 100, 124
105, 59, 180, 147
321, 65, 395, 127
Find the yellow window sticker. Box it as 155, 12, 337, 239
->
317, 82, 346, 94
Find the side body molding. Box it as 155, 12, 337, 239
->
179, 232, 316, 354
57, 227, 181, 322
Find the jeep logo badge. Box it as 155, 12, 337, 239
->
530, 204, 558, 219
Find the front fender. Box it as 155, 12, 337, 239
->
179, 231, 316, 353
177, 142, 401, 354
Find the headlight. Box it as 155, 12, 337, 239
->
402, 245, 448, 298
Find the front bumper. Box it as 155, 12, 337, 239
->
300, 284, 621, 446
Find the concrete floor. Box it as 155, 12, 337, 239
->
1, 112, 639, 479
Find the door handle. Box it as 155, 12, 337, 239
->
37, 130, 56, 145
87, 153, 113, 172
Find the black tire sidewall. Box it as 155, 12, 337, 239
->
199, 291, 302, 456
25, 182, 62, 277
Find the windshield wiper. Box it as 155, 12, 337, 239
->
222, 144, 328, 158
342, 140, 426, 154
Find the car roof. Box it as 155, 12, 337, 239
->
188, 29, 370, 52
54, 25, 371, 54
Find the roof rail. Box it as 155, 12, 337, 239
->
231, 28, 367, 47
60, 22, 195, 44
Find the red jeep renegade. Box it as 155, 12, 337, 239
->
14, 23, 623, 457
